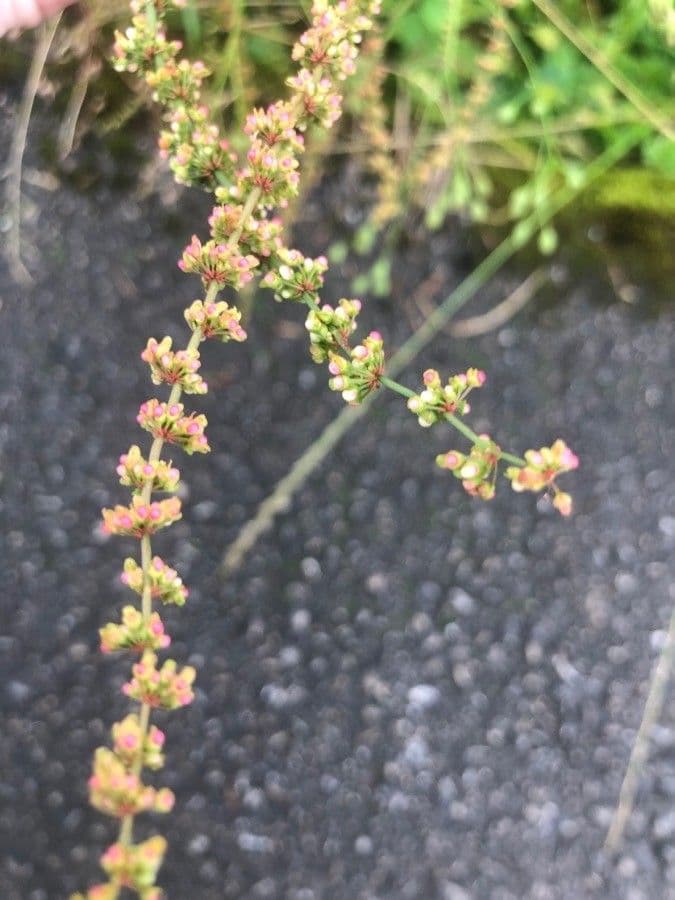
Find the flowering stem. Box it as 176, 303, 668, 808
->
380, 375, 525, 465
82, 4, 387, 896
111, 185, 263, 857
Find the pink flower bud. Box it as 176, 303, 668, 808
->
561, 448, 579, 469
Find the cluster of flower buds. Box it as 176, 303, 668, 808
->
436, 437, 502, 500
100, 837, 167, 894
145, 58, 208, 108
233, 101, 308, 208
111, 714, 166, 771
116, 445, 180, 494
260, 249, 328, 302
123, 651, 196, 709
244, 102, 306, 154
184, 298, 248, 343
78, 3, 387, 899
159, 108, 237, 189
141, 337, 207, 394
305, 298, 361, 363
292, 11, 358, 79
88, 748, 174, 819
100, 606, 170, 654
113, 4, 236, 191
137, 400, 209, 454
286, 69, 342, 130
102, 496, 182, 539
208, 202, 283, 259
122, 556, 188, 607
328, 331, 384, 403
179, 235, 259, 289
111, 15, 180, 76
505, 439, 579, 515
285, 1, 381, 129
236, 143, 301, 209
407, 368, 486, 427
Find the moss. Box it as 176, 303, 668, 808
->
584, 167, 675, 218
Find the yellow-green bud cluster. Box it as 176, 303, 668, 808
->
113, 5, 235, 190
305, 298, 362, 363
99, 606, 170, 654
244, 102, 305, 155
407, 367, 486, 427
123, 651, 196, 709
328, 330, 384, 403
137, 400, 209, 454
141, 337, 207, 394
112, 16, 180, 76
159, 109, 237, 189
184, 298, 247, 343
260, 249, 328, 302
145, 58, 208, 107
116, 445, 180, 494
208, 203, 283, 259
122, 556, 188, 607
286, 69, 343, 130
102, 496, 182, 538
236, 143, 301, 209
88, 748, 174, 818
505, 439, 579, 516
436, 437, 502, 500
100, 837, 167, 893
178, 235, 259, 289
111, 714, 166, 771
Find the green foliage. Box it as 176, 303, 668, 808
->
29, 0, 675, 256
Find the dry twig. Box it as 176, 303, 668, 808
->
3, 15, 62, 284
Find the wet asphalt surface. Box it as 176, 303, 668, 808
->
1, 94, 675, 900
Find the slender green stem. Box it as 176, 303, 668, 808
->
495, 450, 524, 466
229, 188, 262, 247
380, 376, 525, 465
380, 374, 413, 398
444, 412, 521, 465
140, 535, 152, 620
118, 813, 133, 847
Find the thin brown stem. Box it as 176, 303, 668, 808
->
3, 15, 62, 284
604, 603, 675, 853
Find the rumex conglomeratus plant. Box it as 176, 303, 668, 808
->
73, 1, 578, 896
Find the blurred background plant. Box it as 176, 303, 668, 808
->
2, 0, 675, 291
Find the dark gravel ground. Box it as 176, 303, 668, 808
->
1, 99, 675, 900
